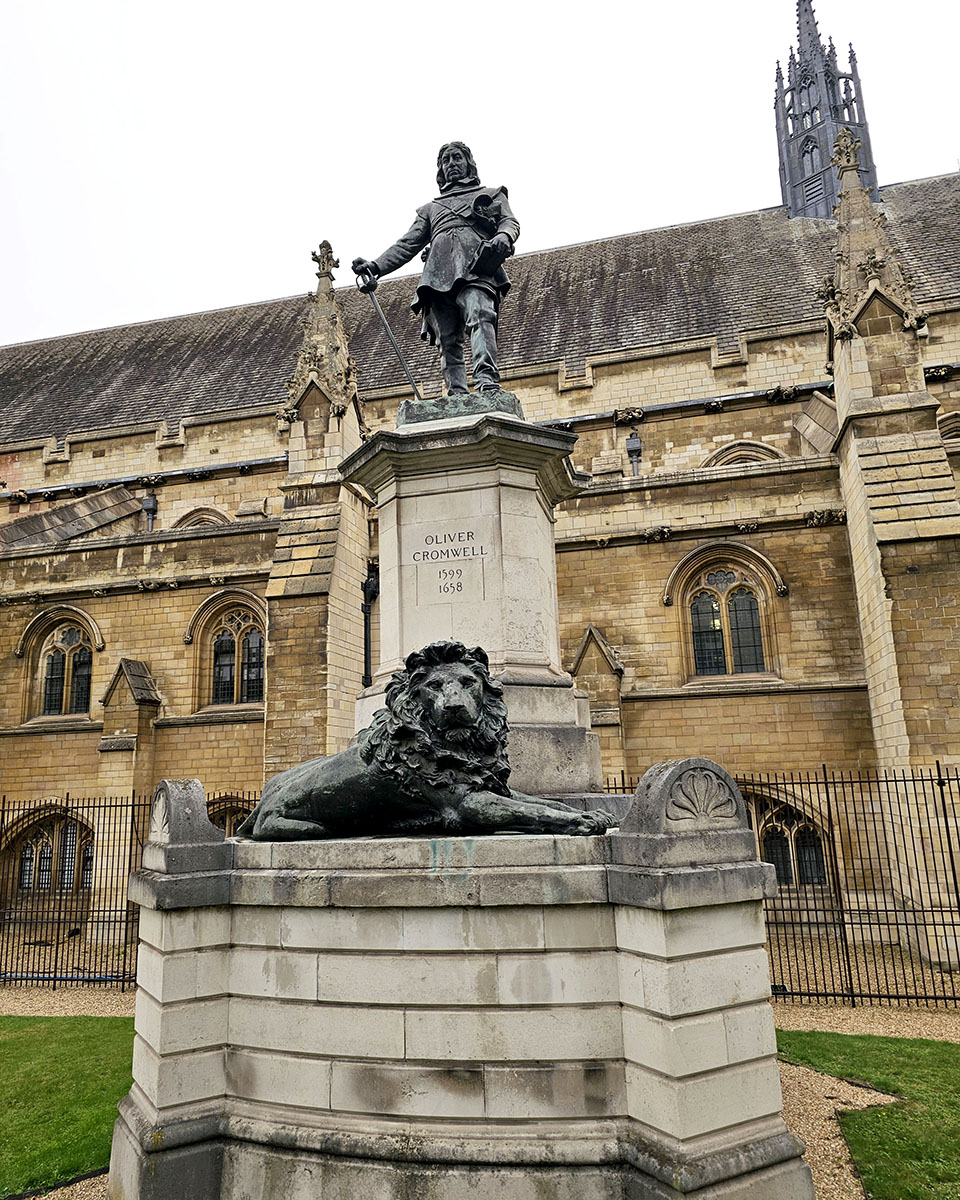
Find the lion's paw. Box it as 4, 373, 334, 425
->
573, 809, 618, 835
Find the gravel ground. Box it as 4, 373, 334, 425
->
781, 1061, 896, 1200
8, 993, 960, 1200
25, 1173, 107, 1200
0, 987, 135, 1017
773, 999, 960, 1043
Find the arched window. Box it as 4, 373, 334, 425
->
207, 795, 256, 838
687, 570, 766, 677
38, 625, 93, 716
762, 827, 793, 886
664, 544, 784, 684
208, 608, 265, 705
745, 792, 833, 892
800, 139, 821, 177
12, 815, 93, 894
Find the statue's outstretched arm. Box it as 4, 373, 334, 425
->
372, 209, 431, 277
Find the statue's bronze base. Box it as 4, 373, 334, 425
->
397, 387, 523, 427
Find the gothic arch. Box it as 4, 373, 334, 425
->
800, 137, 822, 176
662, 542, 786, 683
0, 798, 70, 851
183, 589, 266, 646
661, 542, 788, 608
700, 441, 787, 469
172, 507, 231, 529
184, 589, 267, 710
15, 605, 105, 659
15, 606, 104, 723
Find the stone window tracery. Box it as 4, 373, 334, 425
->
800, 138, 821, 178
664, 544, 784, 685
38, 625, 93, 716
208, 608, 265, 706
687, 570, 766, 677
14, 816, 93, 894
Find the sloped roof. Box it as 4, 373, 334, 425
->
0, 486, 141, 549
102, 658, 161, 706
1, 175, 958, 447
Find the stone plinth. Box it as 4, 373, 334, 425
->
341, 413, 600, 794
109, 770, 814, 1200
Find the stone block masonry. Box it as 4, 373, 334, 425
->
108, 768, 814, 1199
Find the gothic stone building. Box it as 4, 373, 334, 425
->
1, 4, 959, 951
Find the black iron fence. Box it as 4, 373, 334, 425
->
737, 765, 960, 1007
0, 789, 258, 989
3, 771, 959, 1004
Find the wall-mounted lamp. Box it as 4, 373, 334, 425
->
625, 430, 643, 477
361, 562, 381, 689
141, 491, 158, 532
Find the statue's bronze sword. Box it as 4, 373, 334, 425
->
354, 266, 424, 403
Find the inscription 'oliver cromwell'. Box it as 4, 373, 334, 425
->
412, 529, 488, 563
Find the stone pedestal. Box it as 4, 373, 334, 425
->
108, 769, 814, 1200
340, 413, 601, 794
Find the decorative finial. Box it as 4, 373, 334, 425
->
311, 241, 339, 281
832, 128, 861, 172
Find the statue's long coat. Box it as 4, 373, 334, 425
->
372, 182, 520, 342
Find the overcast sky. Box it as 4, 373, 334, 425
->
2, 0, 957, 347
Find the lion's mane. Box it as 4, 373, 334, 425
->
357, 641, 511, 801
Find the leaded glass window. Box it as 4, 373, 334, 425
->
58, 821, 78, 889
14, 818, 93, 892
208, 608, 265, 705
80, 843, 95, 889
37, 841, 53, 890
37, 625, 94, 716
691, 593, 725, 675
762, 828, 793, 886
686, 568, 769, 678
43, 650, 66, 714
240, 630, 264, 703
18, 843, 35, 890
212, 630, 236, 704
729, 588, 765, 673
796, 826, 827, 886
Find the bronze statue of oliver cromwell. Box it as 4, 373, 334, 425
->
352, 142, 519, 396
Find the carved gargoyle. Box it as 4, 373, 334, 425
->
238, 641, 616, 840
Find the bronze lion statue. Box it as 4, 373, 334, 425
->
236, 641, 616, 840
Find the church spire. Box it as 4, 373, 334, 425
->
774, 0, 879, 218
796, 0, 822, 56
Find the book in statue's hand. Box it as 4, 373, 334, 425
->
472, 239, 511, 276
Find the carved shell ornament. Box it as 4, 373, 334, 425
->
148, 790, 170, 843
666, 768, 738, 824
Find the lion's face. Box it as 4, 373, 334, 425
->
415, 662, 484, 734
358, 641, 511, 798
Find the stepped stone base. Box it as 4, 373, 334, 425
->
108, 767, 814, 1200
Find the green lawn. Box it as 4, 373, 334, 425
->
778, 1029, 960, 1200
0, 1015, 134, 1197
2, 1017, 958, 1199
